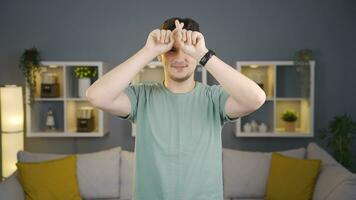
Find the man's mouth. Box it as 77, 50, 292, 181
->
171, 63, 188, 68
171, 60, 188, 69
171, 65, 188, 68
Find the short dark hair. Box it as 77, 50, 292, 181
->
159, 17, 200, 32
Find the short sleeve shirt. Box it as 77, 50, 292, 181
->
117, 81, 238, 200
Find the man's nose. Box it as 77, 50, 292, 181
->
174, 48, 185, 57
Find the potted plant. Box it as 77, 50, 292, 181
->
293, 48, 313, 67
74, 66, 97, 98
319, 114, 356, 172
281, 109, 298, 132
18, 46, 42, 106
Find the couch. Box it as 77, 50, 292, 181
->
0, 142, 355, 200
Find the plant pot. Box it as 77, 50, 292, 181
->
284, 121, 296, 132
78, 78, 91, 98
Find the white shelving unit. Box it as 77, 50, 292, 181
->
25, 61, 110, 137
235, 61, 315, 138
130, 61, 207, 137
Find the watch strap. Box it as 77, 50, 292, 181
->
199, 49, 215, 67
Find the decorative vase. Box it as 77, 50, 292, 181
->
250, 120, 258, 132
78, 78, 91, 98
258, 123, 268, 133
284, 121, 296, 132
243, 123, 252, 132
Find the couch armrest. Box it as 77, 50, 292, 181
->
0, 171, 25, 200
325, 173, 356, 200
313, 165, 356, 200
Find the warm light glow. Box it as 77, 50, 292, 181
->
1, 133, 24, 177
148, 64, 157, 69
250, 65, 259, 68
0, 85, 24, 132
0, 85, 24, 178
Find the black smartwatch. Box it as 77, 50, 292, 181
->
199, 49, 215, 67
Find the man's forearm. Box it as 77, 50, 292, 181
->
204, 55, 266, 110
86, 47, 156, 105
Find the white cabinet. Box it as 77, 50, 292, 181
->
25, 61, 109, 137
235, 61, 315, 137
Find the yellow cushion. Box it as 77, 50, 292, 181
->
16, 155, 82, 200
265, 152, 321, 200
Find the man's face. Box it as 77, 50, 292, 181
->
159, 40, 197, 82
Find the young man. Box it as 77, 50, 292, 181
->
86, 17, 266, 200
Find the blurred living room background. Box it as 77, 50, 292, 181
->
0, 0, 355, 180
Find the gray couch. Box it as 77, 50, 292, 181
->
0, 142, 355, 200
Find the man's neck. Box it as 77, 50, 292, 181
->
163, 78, 196, 94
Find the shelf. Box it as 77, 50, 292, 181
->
66, 100, 99, 133
34, 65, 64, 98
66, 65, 99, 98
276, 64, 311, 98
26, 61, 109, 138
34, 98, 65, 101
235, 132, 313, 138
235, 61, 315, 138
132, 61, 163, 84
67, 97, 88, 101
276, 99, 311, 134
275, 97, 308, 101
27, 132, 104, 138
240, 101, 274, 133
29, 101, 64, 133
194, 66, 203, 82
239, 64, 275, 99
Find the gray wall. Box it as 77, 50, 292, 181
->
1, 0, 356, 174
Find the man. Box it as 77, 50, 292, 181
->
86, 17, 266, 200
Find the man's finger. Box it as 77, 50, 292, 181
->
182, 29, 187, 42
175, 20, 180, 29
152, 29, 160, 42
169, 31, 174, 44
172, 26, 182, 41
160, 30, 166, 43
165, 30, 171, 43
192, 31, 198, 45
187, 30, 192, 45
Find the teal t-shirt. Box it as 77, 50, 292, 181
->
117, 81, 238, 200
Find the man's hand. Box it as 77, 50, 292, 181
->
144, 28, 175, 57
172, 19, 209, 61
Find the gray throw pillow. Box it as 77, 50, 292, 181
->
17, 146, 121, 199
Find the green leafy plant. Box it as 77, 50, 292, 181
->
319, 114, 356, 172
18, 46, 42, 106
74, 66, 97, 78
293, 48, 313, 66
281, 109, 298, 122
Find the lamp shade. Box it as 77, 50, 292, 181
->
1, 85, 24, 132
1, 133, 24, 177
0, 85, 24, 178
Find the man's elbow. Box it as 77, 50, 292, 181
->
85, 88, 100, 106
253, 90, 266, 110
